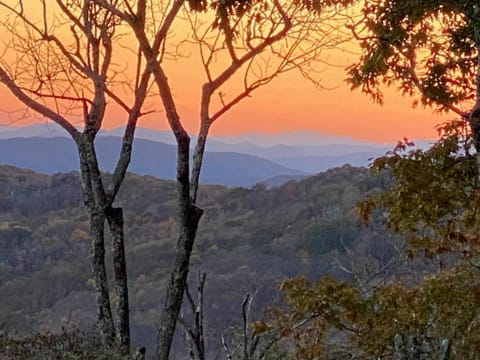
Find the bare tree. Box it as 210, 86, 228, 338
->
93, 0, 354, 358
0, 0, 153, 352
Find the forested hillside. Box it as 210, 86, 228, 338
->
0, 164, 398, 356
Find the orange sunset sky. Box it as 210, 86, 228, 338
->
0, 2, 449, 144
156, 52, 446, 143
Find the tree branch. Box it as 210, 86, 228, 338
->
0, 67, 80, 139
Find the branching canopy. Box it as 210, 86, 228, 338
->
348, 0, 480, 118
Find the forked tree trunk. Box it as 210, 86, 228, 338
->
78, 137, 131, 351
154, 203, 203, 360
106, 206, 130, 351
152, 102, 212, 358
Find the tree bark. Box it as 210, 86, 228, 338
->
77, 137, 117, 348
89, 207, 115, 347
106, 206, 130, 351
154, 203, 203, 360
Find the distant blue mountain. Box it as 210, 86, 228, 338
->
101, 126, 378, 147
0, 124, 386, 147
272, 152, 382, 173
234, 144, 390, 160
0, 123, 67, 138
0, 137, 78, 173
0, 137, 305, 187
0, 124, 434, 183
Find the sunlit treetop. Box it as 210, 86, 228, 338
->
348, 0, 480, 118
184, 0, 355, 44
187, 0, 354, 15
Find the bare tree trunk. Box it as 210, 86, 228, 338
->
154, 203, 203, 360
89, 207, 115, 347
78, 137, 117, 348
106, 206, 130, 351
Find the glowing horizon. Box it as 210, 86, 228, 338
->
0, 2, 448, 144
1, 54, 445, 144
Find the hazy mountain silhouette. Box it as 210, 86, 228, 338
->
0, 124, 433, 180
0, 124, 385, 148
0, 123, 67, 139
0, 137, 305, 186
272, 152, 383, 173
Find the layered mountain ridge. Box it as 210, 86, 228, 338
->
0, 124, 409, 186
